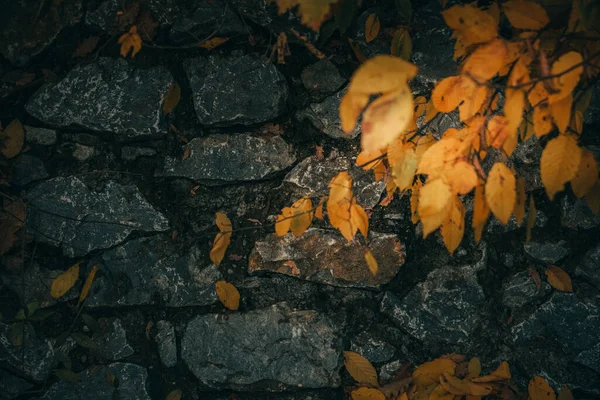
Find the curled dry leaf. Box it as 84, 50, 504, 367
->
343, 351, 379, 387
215, 280, 240, 310
51, 263, 80, 299
351, 387, 385, 400
472, 361, 511, 383
545, 265, 573, 292
412, 358, 456, 387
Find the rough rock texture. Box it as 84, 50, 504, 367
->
86, 0, 180, 31
561, 196, 600, 229
576, 243, 600, 288
0, 370, 33, 399
296, 88, 360, 139
350, 331, 396, 363
92, 318, 134, 360
184, 53, 289, 126
25, 177, 169, 257
485, 210, 547, 234
284, 156, 385, 208
42, 363, 150, 400
502, 271, 551, 310
12, 155, 48, 186
26, 58, 173, 139
0, 322, 56, 381
181, 302, 342, 389
155, 320, 177, 368
230, 0, 273, 26
158, 134, 295, 183
170, 0, 246, 41
380, 261, 486, 344
301, 60, 346, 98
249, 229, 405, 289
87, 237, 220, 307
524, 240, 570, 264
121, 146, 157, 161
24, 125, 57, 145
0, 0, 82, 65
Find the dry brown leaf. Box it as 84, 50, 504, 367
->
51, 264, 80, 299
351, 387, 385, 400
468, 357, 481, 378
545, 265, 573, 292
215, 280, 240, 310
472, 361, 511, 383
514, 176, 526, 225
558, 385, 573, 400
412, 358, 456, 387
344, 351, 379, 387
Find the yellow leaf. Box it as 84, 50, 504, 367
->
472, 181, 490, 243
51, 264, 80, 299
162, 83, 181, 115
364, 250, 378, 276
78, 265, 98, 304
411, 179, 422, 224
276, 207, 293, 236
343, 351, 379, 387
500, 41, 525, 76
315, 197, 325, 220
431, 76, 463, 113
440, 372, 474, 395
429, 385, 454, 400
290, 197, 313, 237
118, 26, 142, 58
541, 135, 582, 200
473, 361, 511, 383
441, 196, 465, 254
571, 148, 598, 198
351, 202, 369, 238
548, 52, 584, 104
328, 172, 353, 229
486, 163, 516, 225
458, 78, 489, 121
417, 137, 462, 178
468, 357, 481, 378
528, 82, 549, 108
412, 358, 456, 387
347, 55, 418, 95
514, 176, 526, 225
365, 13, 380, 43
528, 376, 556, 400
486, 115, 510, 149
586, 180, 600, 214
271, 0, 338, 31
340, 91, 370, 134
215, 211, 232, 232
390, 27, 412, 61
215, 280, 240, 310
550, 94, 573, 134
445, 162, 478, 195
545, 265, 573, 292
390, 144, 418, 191
462, 39, 508, 83
533, 102, 553, 137
356, 148, 384, 171
502, 0, 550, 30
351, 387, 385, 400
210, 232, 231, 266
418, 179, 453, 237
442, 4, 498, 45
558, 385, 574, 400
166, 389, 182, 400
198, 37, 229, 50
0, 120, 24, 159
361, 86, 414, 153
526, 194, 536, 243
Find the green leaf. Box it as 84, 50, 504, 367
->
82, 313, 101, 333
395, 0, 413, 24
54, 369, 80, 382
335, 0, 358, 34
70, 332, 98, 349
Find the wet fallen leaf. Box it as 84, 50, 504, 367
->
50, 263, 80, 299
163, 82, 181, 115
365, 13, 380, 43
78, 265, 98, 304
166, 389, 182, 400
215, 280, 240, 310
118, 26, 142, 58
344, 351, 379, 387
545, 265, 573, 292
199, 37, 229, 50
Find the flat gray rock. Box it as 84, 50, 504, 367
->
524, 240, 570, 264
0, 322, 56, 381
87, 237, 220, 308
25, 177, 169, 256
25, 58, 173, 139
350, 331, 396, 363
502, 270, 551, 310
155, 320, 177, 368
576, 242, 600, 288
181, 302, 342, 389
24, 126, 57, 146
158, 134, 295, 183
184, 53, 288, 126
42, 363, 150, 400
249, 229, 405, 289
12, 155, 48, 186
0, 369, 33, 399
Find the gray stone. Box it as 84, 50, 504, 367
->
92, 318, 134, 360
502, 271, 551, 310
181, 302, 341, 389
249, 229, 405, 289
561, 196, 600, 230
155, 320, 177, 368
486, 210, 547, 234
524, 240, 570, 264
0, 370, 33, 399
158, 134, 295, 183
511, 293, 600, 374
87, 237, 221, 307
0, 0, 82, 65
350, 332, 396, 363
184, 53, 288, 126
230, 0, 272, 26
380, 260, 486, 343
576, 242, 600, 288
12, 155, 48, 186
238, 275, 320, 310
379, 360, 403, 382
42, 362, 150, 400
26, 58, 173, 139
170, 0, 246, 42
584, 80, 600, 125
121, 146, 157, 161
86, 0, 180, 31
296, 87, 360, 139
24, 126, 57, 145
283, 156, 385, 208
25, 177, 169, 257
301, 60, 346, 97
72, 143, 95, 162
0, 322, 56, 381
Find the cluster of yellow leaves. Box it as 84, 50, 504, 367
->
210, 212, 232, 266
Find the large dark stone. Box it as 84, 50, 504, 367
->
485, 210, 547, 234
42, 363, 150, 400
155, 320, 177, 368
502, 270, 551, 310
12, 155, 48, 186
181, 302, 342, 390
301, 60, 346, 98
184, 53, 289, 126
25, 58, 173, 139
25, 177, 169, 257
350, 331, 396, 363
0, 0, 82, 65
230, 0, 273, 26
170, 0, 246, 42
0, 370, 33, 399
87, 237, 221, 308
91, 318, 134, 360
249, 229, 405, 289
86, 0, 180, 31
158, 134, 296, 183
576, 242, 600, 289
24, 125, 57, 146
524, 240, 570, 264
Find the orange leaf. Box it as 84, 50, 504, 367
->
462, 39, 508, 83
502, 0, 549, 30
290, 197, 313, 237
344, 351, 379, 387
0, 120, 24, 159
412, 358, 456, 387
468, 357, 481, 378
485, 163, 516, 225
533, 102, 553, 137
210, 232, 231, 266
347, 55, 418, 95
441, 196, 465, 254
418, 179, 453, 237
548, 52, 584, 104
351, 387, 385, 400
198, 37, 229, 50
472, 181, 490, 243
445, 162, 478, 195
271, 0, 338, 31
514, 176, 526, 225
550, 94, 573, 134
118, 26, 142, 58
486, 116, 510, 149
545, 265, 573, 292
364, 250, 378, 276
442, 4, 498, 45
351, 202, 369, 238
458, 78, 489, 121
526, 194, 536, 243
390, 143, 418, 191
431, 76, 463, 112
215, 211, 232, 232
78, 265, 98, 305
314, 197, 325, 220
528, 376, 556, 400
365, 14, 380, 43
571, 149, 599, 198
275, 207, 294, 236
417, 137, 462, 179
340, 92, 370, 133
51, 264, 80, 299
411, 179, 422, 224
472, 361, 512, 383
540, 135, 582, 200
215, 280, 240, 310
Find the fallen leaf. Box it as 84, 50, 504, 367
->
528, 266, 542, 290
78, 265, 98, 304
118, 26, 142, 58
545, 265, 573, 292
0, 119, 24, 159
365, 14, 380, 43
72, 36, 100, 58
166, 389, 183, 400
271, 0, 338, 31
412, 358, 456, 386
528, 376, 556, 400
163, 82, 181, 115
344, 351, 379, 387
215, 280, 240, 310
51, 264, 80, 299
364, 250, 378, 276
351, 387, 385, 400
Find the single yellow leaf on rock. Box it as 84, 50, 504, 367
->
391, 27, 412, 61
215, 280, 240, 310
545, 265, 573, 292
528, 376, 556, 400
198, 37, 229, 50
162, 82, 181, 115
365, 13, 380, 43
442, 4, 498, 45
558, 385, 574, 400
51, 264, 80, 299
486, 115, 510, 149
361, 86, 414, 153
351, 202, 369, 238
412, 358, 457, 387
343, 351, 379, 387
276, 207, 293, 236
418, 179, 453, 237
351, 387, 385, 400
486, 163, 517, 225
514, 176, 526, 225
441, 196, 465, 254
503, 0, 550, 30
550, 94, 573, 134
290, 197, 313, 236
78, 265, 98, 304
462, 39, 508, 83
364, 250, 378, 276
587, 180, 600, 215
0, 119, 24, 159
472, 182, 490, 243
391, 145, 418, 191
468, 357, 481, 378
445, 162, 478, 195
417, 137, 462, 178
347, 55, 418, 95
328, 172, 353, 229
215, 211, 232, 232
411, 179, 422, 224
526, 194, 536, 243
432, 76, 463, 112
271, 0, 338, 31
118, 26, 142, 58
571, 149, 598, 198
210, 232, 231, 266
340, 92, 370, 133
541, 135, 582, 200
548, 52, 584, 104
